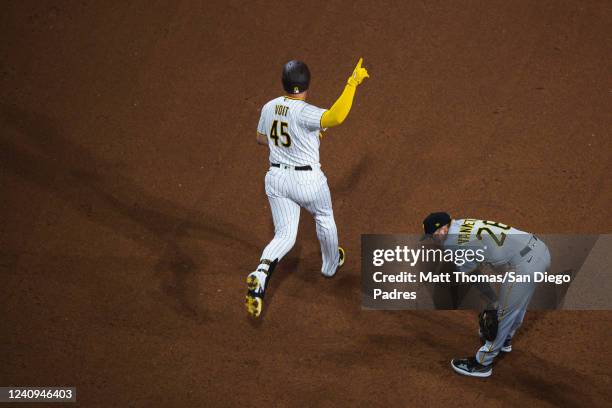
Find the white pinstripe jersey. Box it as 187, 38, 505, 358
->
257, 96, 326, 166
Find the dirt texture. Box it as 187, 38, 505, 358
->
1, 1, 611, 407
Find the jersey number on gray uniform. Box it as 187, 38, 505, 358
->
476, 220, 512, 246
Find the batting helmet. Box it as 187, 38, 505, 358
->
282, 60, 310, 94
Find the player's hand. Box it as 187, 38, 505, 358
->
347, 57, 369, 86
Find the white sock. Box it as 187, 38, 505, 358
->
256, 263, 270, 273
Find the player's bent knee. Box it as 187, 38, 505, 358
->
274, 229, 298, 243
287, 233, 297, 247
316, 215, 336, 227
321, 269, 336, 279
279, 236, 297, 252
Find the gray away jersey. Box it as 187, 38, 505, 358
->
444, 218, 533, 272
257, 96, 326, 166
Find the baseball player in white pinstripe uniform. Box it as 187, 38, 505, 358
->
246, 58, 369, 317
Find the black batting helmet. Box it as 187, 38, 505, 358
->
282, 60, 310, 94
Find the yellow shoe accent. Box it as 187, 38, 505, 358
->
338, 247, 346, 267
246, 274, 263, 317
245, 294, 263, 317
247, 275, 259, 291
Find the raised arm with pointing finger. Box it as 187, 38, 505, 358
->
320, 58, 370, 128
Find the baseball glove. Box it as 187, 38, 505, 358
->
478, 309, 499, 342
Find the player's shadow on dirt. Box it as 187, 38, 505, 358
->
0, 103, 259, 322
330, 272, 360, 300
154, 242, 206, 322
331, 154, 371, 194
497, 349, 604, 407
368, 322, 600, 406
384, 311, 602, 407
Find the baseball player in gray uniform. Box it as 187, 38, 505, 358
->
421, 212, 551, 377
246, 58, 369, 317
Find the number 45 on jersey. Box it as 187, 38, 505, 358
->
270, 120, 291, 147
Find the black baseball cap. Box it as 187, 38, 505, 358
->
420, 212, 451, 240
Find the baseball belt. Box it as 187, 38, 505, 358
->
519, 235, 539, 257
271, 163, 312, 171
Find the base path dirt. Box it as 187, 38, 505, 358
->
1, 1, 611, 406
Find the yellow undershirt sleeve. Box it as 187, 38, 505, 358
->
320, 83, 357, 128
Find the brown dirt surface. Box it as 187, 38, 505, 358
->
1, 1, 611, 407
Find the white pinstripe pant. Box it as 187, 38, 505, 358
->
260, 165, 339, 277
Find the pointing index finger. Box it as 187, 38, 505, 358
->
356, 57, 363, 70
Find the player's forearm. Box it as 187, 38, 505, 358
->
320, 83, 357, 128
256, 132, 268, 145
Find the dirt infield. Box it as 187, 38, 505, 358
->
1, 1, 611, 406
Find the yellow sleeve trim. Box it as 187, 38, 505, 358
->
320, 83, 356, 128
